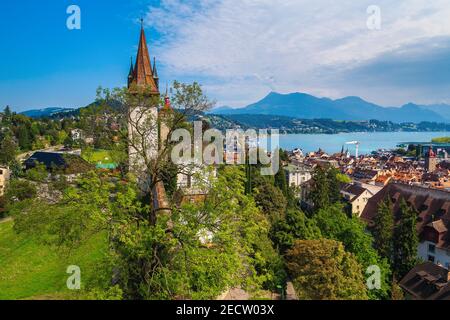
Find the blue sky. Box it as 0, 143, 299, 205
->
2, 1, 450, 112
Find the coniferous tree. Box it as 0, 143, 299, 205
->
393, 198, 419, 278
274, 149, 288, 196
327, 167, 341, 204
310, 166, 330, 213
0, 135, 17, 165
373, 199, 394, 260
17, 126, 31, 151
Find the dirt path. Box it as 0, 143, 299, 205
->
0, 217, 12, 224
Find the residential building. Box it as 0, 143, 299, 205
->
362, 183, 450, 269
284, 164, 312, 188
0, 166, 10, 197
340, 183, 374, 216
399, 262, 450, 300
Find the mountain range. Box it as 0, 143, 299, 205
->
210, 92, 450, 123
20, 107, 75, 118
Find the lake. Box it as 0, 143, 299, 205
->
278, 131, 450, 155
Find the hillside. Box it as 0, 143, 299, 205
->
214, 92, 449, 123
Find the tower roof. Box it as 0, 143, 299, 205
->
162, 83, 172, 111
129, 21, 159, 94
428, 147, 436, 158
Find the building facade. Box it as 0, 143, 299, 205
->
362, 183, 450, 269
127, 21, 160, 181
0, 166, 10, 197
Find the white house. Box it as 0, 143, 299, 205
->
0, 166, 10, 197
284, 164, 312, 188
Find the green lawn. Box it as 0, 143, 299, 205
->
82, 149, 112, 163
0, 220, 108, 300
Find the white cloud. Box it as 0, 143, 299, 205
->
145, 0, 450, 107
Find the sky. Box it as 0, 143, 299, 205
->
2, 0, 450, 112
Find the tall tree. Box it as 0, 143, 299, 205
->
286, 239, 368, 300
274, 150, 288, 196
393, 198, 419, 278
310, 166, 330, 212
372, 199, 394, 260
313, 204, 391, 299
326, 167, 341, 204
271, 208, 322, 253
253, 177, 287, 223
0, 135, 17, 165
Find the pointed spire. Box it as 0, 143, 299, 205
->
163, 82, 172, 110
153, 57, 159, 78
129, 20, 159, 93
153, 57, 159, 90
128, 57, 134, 77
128, 57, 134, 87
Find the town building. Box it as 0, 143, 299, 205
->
425, 147, 438, 173
362, 183, 450, 269
340, 183, 374, 217
399, 262, 450, 300
284, 164, 312, 188
0, 166, 10, 197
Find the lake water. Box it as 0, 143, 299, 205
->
278, 131, 450, 155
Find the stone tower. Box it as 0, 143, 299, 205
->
425, 147, 437, 173
128, 21, 160, 182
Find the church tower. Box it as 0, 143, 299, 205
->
425, 147, 437, 173
128, 20, 160, 181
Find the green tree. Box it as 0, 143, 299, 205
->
393, 198, 419, 278
310, 166, 330, 212
17, 126, 31, 151
326, 167, 341, 204
0, 135, 17, 165
271, 208, 322, 253
25, 162, 48, 182
313, 204, 391, 299
253, 177, 287, 223
286, 239, 368, 300
372, 199, 394, 260
274, 150, 288, 196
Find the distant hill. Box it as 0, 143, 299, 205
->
204, 113, 450, 134
213, 92, 450, 123
20, 107, 75, 118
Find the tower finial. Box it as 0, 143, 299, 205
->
140, 17, 144, 29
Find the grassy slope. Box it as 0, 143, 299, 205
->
0, 220, 107, 300
82, 149, 112, 164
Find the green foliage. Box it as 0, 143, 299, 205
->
372, 199, 394, 260
5, 179, 37, 204
336, 173, 351, 184
431, 136, 450, 143
286, 239, 368, 300
393, 198, 419, 278
253, 176, 287, 223
25, 162, 48, 182
312, 204, 391, 299
0, 220, 109, 300
9, 166, 284, 300
271, 209, 322, 253
0, 135, 17, 165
